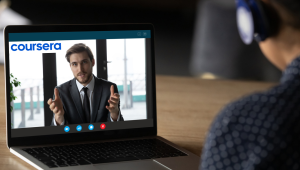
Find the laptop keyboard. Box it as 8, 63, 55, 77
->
22, 138, 187, 168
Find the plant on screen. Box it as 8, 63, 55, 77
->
10, 73, 21, 112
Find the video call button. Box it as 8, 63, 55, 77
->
100, 123, 106, 129
64, 126, 70, 132
76, 125, 82, 131
88, 124, 94, 130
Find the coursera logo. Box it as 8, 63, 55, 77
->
11, 43, 61, 51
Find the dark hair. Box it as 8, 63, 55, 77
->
272, 0, 300, 28
65, 43, 94, 63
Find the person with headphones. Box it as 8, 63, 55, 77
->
200, 0, 300, 169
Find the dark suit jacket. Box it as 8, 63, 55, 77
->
51, 75, 124, 125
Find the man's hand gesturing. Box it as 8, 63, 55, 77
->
47, 88, 64, 125
106, 85, 120, 121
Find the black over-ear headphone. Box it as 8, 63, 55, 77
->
236, 0, 278, 44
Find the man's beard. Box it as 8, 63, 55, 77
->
75, 71, 92, 84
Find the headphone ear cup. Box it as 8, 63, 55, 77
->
236, 0, 255, 44
236, 0, 280, 44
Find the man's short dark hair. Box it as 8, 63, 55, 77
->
273, 0, 300, 29
65, 43, 94, 63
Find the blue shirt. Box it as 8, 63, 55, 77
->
200, 56, 300, 170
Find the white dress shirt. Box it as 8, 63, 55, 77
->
53, 76, 120, 126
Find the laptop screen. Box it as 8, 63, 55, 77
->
8, 29, 154, 138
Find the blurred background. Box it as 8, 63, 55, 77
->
2, 0, 281, 80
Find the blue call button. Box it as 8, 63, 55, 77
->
76, 125, 82, 131
64, 126, 70, 132
88, 124, 94, 130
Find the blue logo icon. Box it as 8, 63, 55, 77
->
64, 126, 70, 132
88, 124, 94, 130
76, 125, 82, 131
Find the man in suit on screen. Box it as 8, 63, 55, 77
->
48, 43, 124, 126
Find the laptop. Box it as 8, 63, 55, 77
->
4, 24, 200, 170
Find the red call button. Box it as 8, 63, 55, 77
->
100, 123, 106, 129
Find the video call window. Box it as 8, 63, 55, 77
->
9, 38, 147, 129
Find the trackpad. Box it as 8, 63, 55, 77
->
93, 160, 170, 170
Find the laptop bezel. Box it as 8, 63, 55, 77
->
5, 24, 157, 148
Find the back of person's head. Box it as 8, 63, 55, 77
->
236, 0, 300, 70
272, 0, 300, 29
262, 0, 300, 69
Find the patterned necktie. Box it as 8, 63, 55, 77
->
82, 87, 90, 123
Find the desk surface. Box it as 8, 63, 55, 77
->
0, 65, 276, 169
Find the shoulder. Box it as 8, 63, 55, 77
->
206, 81, 300, 150
217, 80, 300, 123
56, 79, 73, 91
94, 76, 116, 87
214, 84, 285, 129
206, 82, 299, 147
201, 83, 300, 169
